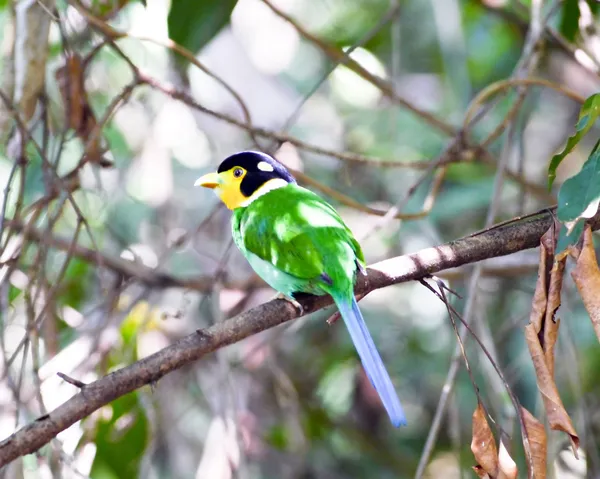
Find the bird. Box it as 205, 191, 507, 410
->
194, 151, 406, 427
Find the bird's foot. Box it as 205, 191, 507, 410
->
274, 292, 304, 315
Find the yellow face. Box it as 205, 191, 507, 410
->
196, 152, 294, 209
194, 166, 248, 210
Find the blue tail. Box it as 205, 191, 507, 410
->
335, 295, 406, 427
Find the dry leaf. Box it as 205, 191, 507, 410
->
521, 407, 547, 479
571, 224, 600, 343
497, 440, 518, 479
56, 55, 86, 132
524, 325, 578, 452
55, 54, 106, 165
472, 465, 492, 478
529, 231, 550, 332
543, 258, 564, 378
542, 316, 560, 379
471, 403, 499, 477
525, 225, 579, 453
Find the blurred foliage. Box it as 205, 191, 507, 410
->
1, 0, 600, 478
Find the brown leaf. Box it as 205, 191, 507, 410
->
472, 465, 492, 478
524, 324, 579, 452
544, 258, 565, 377
571, 224, 600, 343
521, 407, 547, 479
525, 224, 579, 454
471, 403, 498, 477
497, 440, 518, 479
530, 225, 565, 353
542, 316, 560, 378
529, 231, 550, 333
55, 54, 104, 164
91, 0, 131, 19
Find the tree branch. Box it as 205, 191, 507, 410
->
0, 0, 55, 141
1, 208, 598, 466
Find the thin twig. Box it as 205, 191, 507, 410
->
56, 372, 86, 389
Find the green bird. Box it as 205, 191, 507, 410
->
195, 151, 406, 427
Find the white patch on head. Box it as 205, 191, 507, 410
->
257, 161, 274, 172
240, 178, 288, 207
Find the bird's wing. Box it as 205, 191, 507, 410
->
237, 185, 361, 281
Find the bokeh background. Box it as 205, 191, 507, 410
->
1, 0, 600, 477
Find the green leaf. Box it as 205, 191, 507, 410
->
167, 0, 237, 56
556, 220, 584, 253
60, 258, 91, 309
557, 139, 600, 221
88, 393, 149, 479
266, 424, 290, 450
548, 93, 600, 189
560, 0, 580, 42
8, 284, 21, 303
556, 139, 600, 251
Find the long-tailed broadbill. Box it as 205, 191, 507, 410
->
195, 151, 406, 427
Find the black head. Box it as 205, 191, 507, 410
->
217, 151, 296, 197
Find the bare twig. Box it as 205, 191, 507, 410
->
56, 372, 86, 389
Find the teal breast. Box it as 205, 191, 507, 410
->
244, 250, 323, 297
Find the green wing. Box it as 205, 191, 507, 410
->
234, 184, 364, 283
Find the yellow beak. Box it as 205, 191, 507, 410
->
194, 172, 221, 189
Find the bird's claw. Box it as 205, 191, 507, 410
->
275, 293, 304, 315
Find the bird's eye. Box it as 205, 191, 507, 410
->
233, 168, 244, 178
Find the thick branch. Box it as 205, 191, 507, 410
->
1, 208, 599, 466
